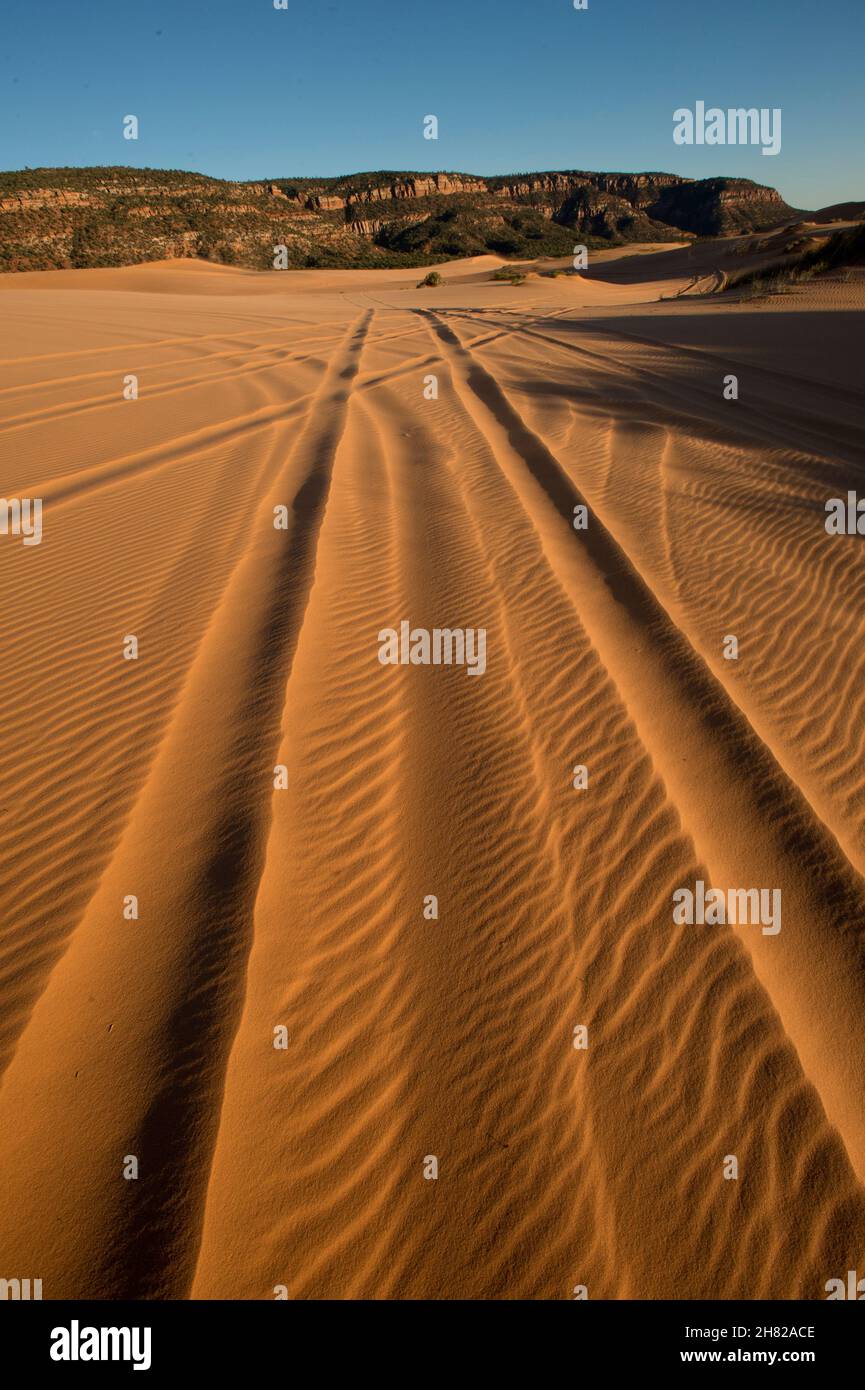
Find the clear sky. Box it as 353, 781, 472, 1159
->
1, 0, 862, 209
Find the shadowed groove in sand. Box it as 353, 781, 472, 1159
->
447, 306, 865, 475
420, 306, 865, 902
3, 262, 865, 1300
188, 311, 865, 1298
94, 310, 374, 1298
418, 305, 865, 1181
0, 403, 307, 1073
0, 311, 373, 1299
467, 308, 865, 886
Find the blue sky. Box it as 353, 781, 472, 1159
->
1, 0, 862, 209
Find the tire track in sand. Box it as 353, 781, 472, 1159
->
419, 307, 865, 1189
0, 312, 373, 1298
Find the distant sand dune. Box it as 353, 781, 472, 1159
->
0, 254, 864, 1298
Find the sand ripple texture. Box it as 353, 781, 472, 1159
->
0, 248, 864, 1299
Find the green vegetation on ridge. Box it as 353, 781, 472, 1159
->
0, 164, 799, 274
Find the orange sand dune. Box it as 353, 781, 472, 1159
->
0, 253, 864, 1299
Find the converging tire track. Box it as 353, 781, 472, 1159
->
3, 261, 865, 1302
418, 306, 865, 1187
